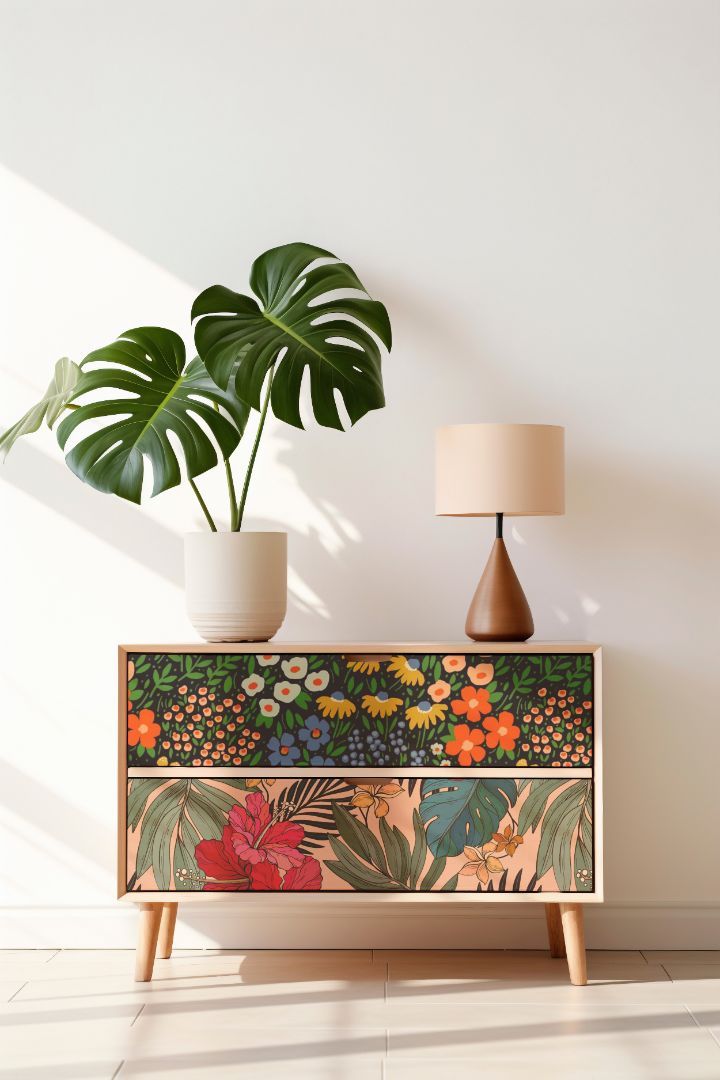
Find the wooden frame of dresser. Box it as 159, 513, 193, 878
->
118, 642, 602, 983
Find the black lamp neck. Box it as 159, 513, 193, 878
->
496, 512, 504, 540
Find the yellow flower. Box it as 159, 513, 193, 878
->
388, 655, 425, 686
347, 660, 381, 674
351, 782, 403, 818
156, 755, 168, 766
406, 700, 448, 730
246, 778, 276, 788
459, 843, 505, 884
317, 692, 356, 719
362, 692, 403, 718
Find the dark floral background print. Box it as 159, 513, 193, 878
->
126, 652, 594, 769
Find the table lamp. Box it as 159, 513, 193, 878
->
435, 424, 565, 642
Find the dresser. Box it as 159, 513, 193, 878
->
119, 642, 602, 984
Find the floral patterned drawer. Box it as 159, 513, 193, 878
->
126, 651, 594, 770
126, 774, 595, 894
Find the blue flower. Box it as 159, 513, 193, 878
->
298, 715, 331, 750
310, 754, 334, 766
268, 732, 300, 766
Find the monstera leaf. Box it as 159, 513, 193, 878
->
0, 357, 81, 461
56, 327, 250, 503
419, 778, 518, 859
192, 242, 392, 430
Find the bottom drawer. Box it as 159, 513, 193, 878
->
126, 774, 595, 895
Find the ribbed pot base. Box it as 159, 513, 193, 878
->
184, 532, 287, 644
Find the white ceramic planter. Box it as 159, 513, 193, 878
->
184, 531, 287, 643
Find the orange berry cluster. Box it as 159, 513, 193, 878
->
159, 684, 260, 765
520, 688, 592, 767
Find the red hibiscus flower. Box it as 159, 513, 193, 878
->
451, 686, 492, 723
195, 825, 252, 891
283, 855, 323, 890
195, 819, 322, 891
250, 855, 322, 891
249, 861, 283, 890
229, 791, 305, 869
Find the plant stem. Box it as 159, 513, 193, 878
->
225, 459, 238, 531
235, 364, 275, 531
213, 402, 239, 530
188, 475, 217, 531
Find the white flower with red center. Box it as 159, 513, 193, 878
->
256, 654, 280, 666
304, 669, 330, 692
274, 681, 301, 703
241, 674, 265, 696
258, 699, 279, 718
281, 657, 308, 680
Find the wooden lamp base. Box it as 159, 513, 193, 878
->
465, 515, 534, 643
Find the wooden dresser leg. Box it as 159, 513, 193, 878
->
559, 903, 587, 986
135, 903, 162, 982
156, 902, 178, 960
545, 903, 566, 958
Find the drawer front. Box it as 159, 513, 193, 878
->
126, 651, 595, 770
126, 774, 595, 895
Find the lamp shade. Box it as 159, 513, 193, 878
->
435, 424, 565, 517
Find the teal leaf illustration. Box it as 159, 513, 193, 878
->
419, 778, 517, 858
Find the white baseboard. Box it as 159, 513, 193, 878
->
2, 902, 718, 950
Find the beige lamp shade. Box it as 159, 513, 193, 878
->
435, 424, 565, 516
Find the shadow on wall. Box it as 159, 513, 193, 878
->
2, 441, 185, 587
2, 401, 719, 903
0, 760, 114, 880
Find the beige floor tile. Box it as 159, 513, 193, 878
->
385, 955, 691, 1006
0, 1064, 121, 1080
0, 979, 28, 1003
653, 965, 720, 1006
121, 1061, 380, 1080
0, 950, 59, 965
384, 1038, 720, 1080
5, 947, 720, 1080
385, 1002, 712, 1059
377, 948, 648, 965
115, 1024, 385, 1078
659, 962, 720, 980
15, 966, 386, 1011
644, 951, 720, 966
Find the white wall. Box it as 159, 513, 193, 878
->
0, 0, 718, 948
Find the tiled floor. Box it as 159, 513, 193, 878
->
0, 949, 719, 1078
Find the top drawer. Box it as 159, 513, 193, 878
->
125, 650, 595, 770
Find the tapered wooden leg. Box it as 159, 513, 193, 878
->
545, 903, 566, 958
559, 902, 587, 986
156, 902, 178, 960
135, 903, 162, 982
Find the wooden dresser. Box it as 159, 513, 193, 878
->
119, 643, 602, 984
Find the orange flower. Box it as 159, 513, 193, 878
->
459, 844, 504, 884
127, 709, 161, 749
467, 663, 493, 686
483, 712, 520, 751
442, 654, 466, 673
428, 680, 451, 702
492, 824, 524, 856
445, 724, 486, 766
451, 686, 492, 722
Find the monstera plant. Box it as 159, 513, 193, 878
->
1, 242, 392, 641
